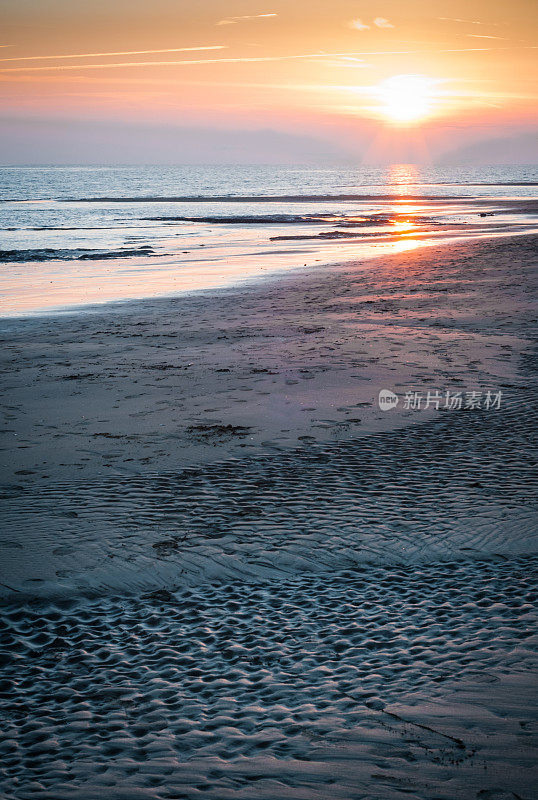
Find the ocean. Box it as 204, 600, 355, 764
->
0, 163, 537, 315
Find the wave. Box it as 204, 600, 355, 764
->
415, 181, 538, 186
146, 213, 341, 224
56, 194, 538, 206
0, 246, 155, 263
29, 226, 118, 231
143, 213, 413, 225
70, 194, 471, 203
145, 212, 442, 234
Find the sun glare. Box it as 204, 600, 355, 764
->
377, 74, 435, 124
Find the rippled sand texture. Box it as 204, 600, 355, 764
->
1, 392, 537, 598
0, 560, 536, 799
0, 235, 537, 798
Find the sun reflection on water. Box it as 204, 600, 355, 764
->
383, 166, 424, 249
391, 220, 416, 232
387, 163, 421, 194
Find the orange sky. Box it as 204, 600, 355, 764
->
1, 0, 537, 163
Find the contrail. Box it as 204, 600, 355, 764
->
0, 46, 227, 63
0, 46, 535, 72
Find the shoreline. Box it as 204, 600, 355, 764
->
1, 227, 537, 322
2, 233, 536, 475
1, 211, 537, 318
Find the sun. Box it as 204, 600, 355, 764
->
377, 74, 435, 124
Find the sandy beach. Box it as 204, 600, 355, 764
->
0, 234, 537, 798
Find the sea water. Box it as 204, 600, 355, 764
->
0, 163, 536, 315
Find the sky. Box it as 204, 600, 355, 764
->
0, 0, 537, 165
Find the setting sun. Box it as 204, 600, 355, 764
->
377, 74, 436, 124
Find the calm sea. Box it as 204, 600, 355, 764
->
0, 164, 536, 315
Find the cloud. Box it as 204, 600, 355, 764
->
466, 34, 505, 40
0, 118, 350, 166
0, 46, 227, 63
348, 19, 370, 31
373, 18, 394, 29
437, 17, 498, 26
0, 53, 370, 73
217, 13, 277, 26
2, 46, 535, 73
437, 132, 538, 166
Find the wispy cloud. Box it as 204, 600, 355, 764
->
0, 53, 367, 73
0, 46, 227, 63
348, 19, 370, 31
467, 34, 505, 40
1, 46, 534, 74
217, 13, 277, 26
373, 18, 394, 29
437, 17, 499, 26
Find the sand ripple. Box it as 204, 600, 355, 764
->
0, 558, 536, 799
1, 391, 536, 599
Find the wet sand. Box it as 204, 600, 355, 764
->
2, 195, 537, 317
0, 234, 537, 798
